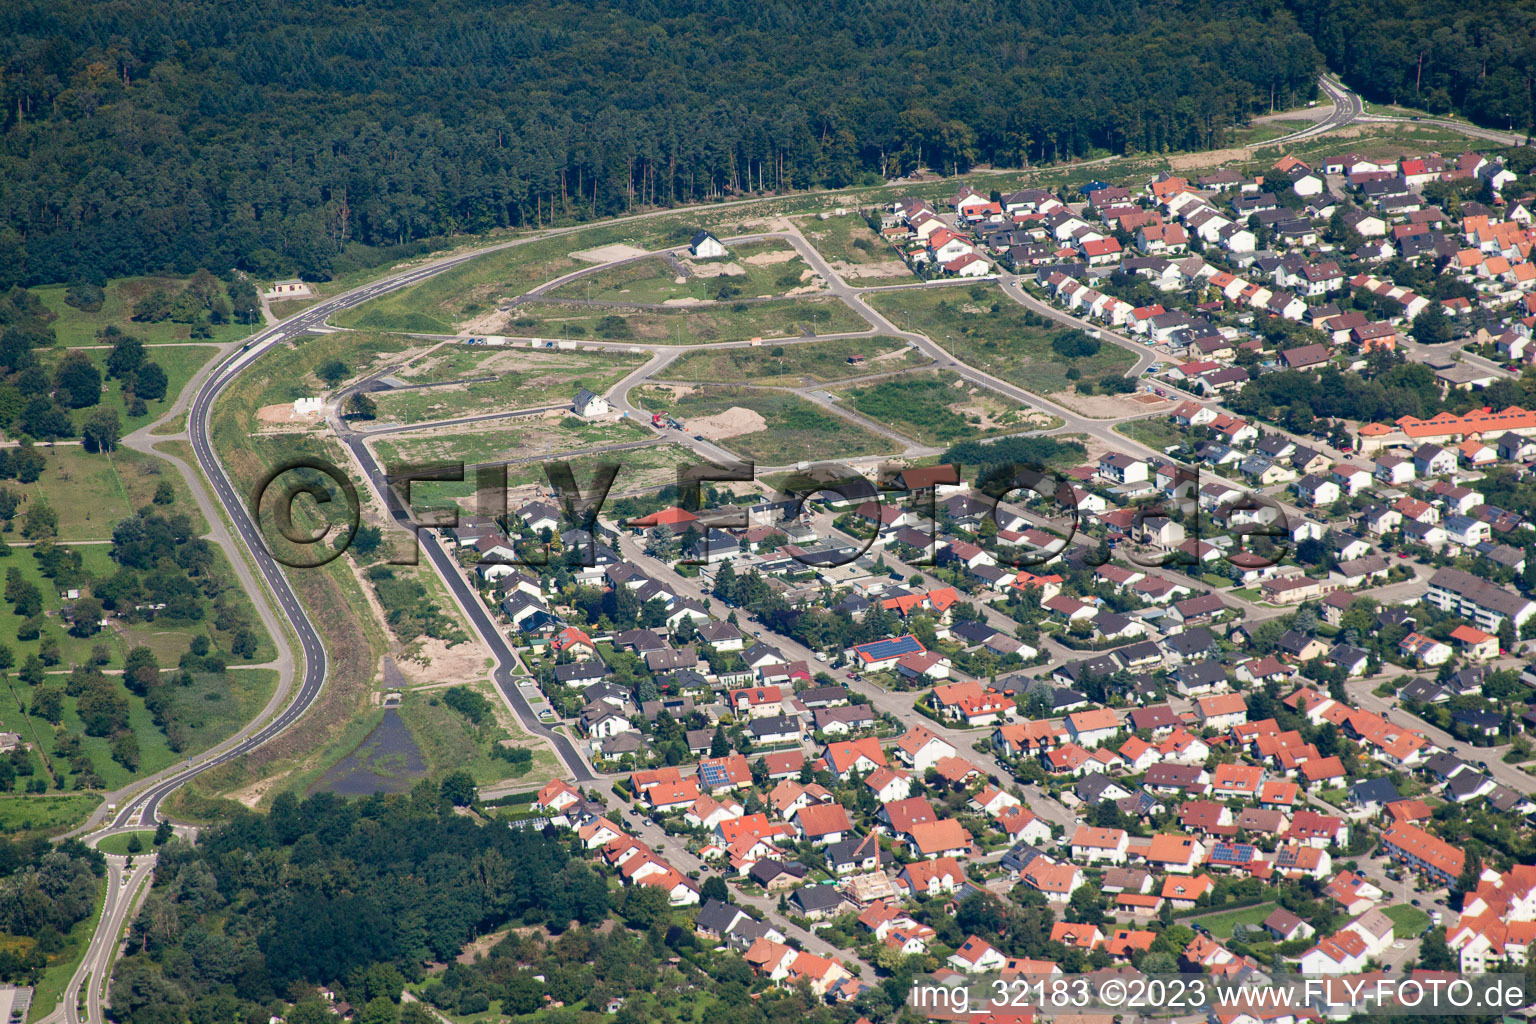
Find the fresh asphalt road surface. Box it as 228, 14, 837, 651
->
340, 423, 597, 782
109, 244, 604, 826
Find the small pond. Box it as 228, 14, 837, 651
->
310, 708, 428, 796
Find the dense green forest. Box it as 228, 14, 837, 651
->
110, 788, 610, 1024
0, 836, 104, 984
1285, 0, 1536, 128
0, 0, 1320, 285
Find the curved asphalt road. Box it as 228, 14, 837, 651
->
105, 246, 606, 827
106, 74, 1384, 829
340, 424, 596, 782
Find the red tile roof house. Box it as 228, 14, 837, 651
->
823, 738, 886, 780
1065, 707, 1121, 748
897, 855, 966, 897
627, 505, 699, 529
893, 724, 957, 773
949, 935, 1009, 973
1196, 693, 1249, 730
793, 802, 853, 844
1021, 860, 1084, 903
878, 795, 938, 837
1161, 873, 1213, 910
1381, 823, 1465, 887
1210, 763, 1265, 800
1071, 825, 1130, 865
907, 819, 974, 860
1140, 833, 1205, 874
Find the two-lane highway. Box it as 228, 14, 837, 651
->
107, 240, 615, 827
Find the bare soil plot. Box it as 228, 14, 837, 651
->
796, 214, 914, 284
662, 336, 925, 386
635, 384, 895, 465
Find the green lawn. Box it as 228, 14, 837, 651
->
663, 336, 926, 386
549, 240, 816, 303
0, 792, 101, 837
32, 278, 256, 347
372, 349, 647, 424
1382, 904, 1432, 937
236, 331, 421, 415
94, 830, 157, 855
36, 345, 220, 437
371, 415, 651, 469
838, 370, 1056, 445
334, 214, 756, 333
868, 286, 1135, 395
1185, 902, 1277, 939
0, 546, 128, 669
505, 295, 867, 345
8, 667, 278, 792
395, 681, 562, 786
1226, 119, 1314, 146
1115, 417, 1184, 451
7, 447, 136, 541
634, 384, 895, 465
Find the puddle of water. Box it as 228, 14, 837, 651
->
310, 708, 429, 797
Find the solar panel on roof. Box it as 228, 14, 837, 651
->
857, 635, 924, 659
1210, 843, 1256, 862
700, 762, 729, 788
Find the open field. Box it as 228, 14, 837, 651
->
371, 414, 649, 466
796, 214, 914, 283
868, 286, 1135, 394
395, 680, 563, 786
94, 830, 157, 855
0, 793, 101, 837
6, 667, 279, 793
333, 214, 766, 333
0, 545, 124, 667
663, 336, 926, 386
634, 384, 895, 465
548, 239, 817, 304
503, 294, 867, 345
1183, 902, 1277, 939
376, 432, 693, 515
31, 278, 256, 347
246, 332, 423, 413
7, 445, 279, 663
1242, 123, 1478, 167
1225, 118, 1314, 146
1382, 904, 1432, 937
36, 344, 219, 437
372, 348, 647, 424
395, 342, 643, 385
1114, 417, 1184, 451
9, 446, 135, 541
837, 370, 1057, 445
